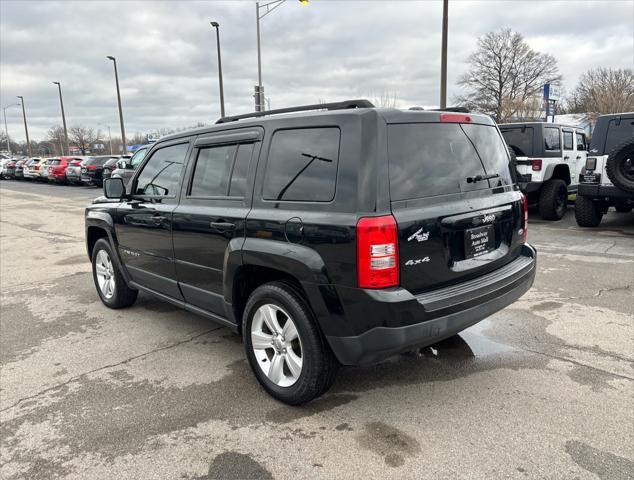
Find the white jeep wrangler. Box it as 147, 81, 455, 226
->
500, 122, 588, 220
575, 112, 634, 227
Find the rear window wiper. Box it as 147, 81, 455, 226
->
466, 173, 500, 184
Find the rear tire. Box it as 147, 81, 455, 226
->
243, 281, 338, 405
575, 196, 603, 227
91, 238, 138, 308
538, 179, 568, 220
605, 140, 634, 193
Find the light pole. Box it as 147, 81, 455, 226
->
99, 124, 113, 154
255, 0, 308, 111
107, 56, 127, 153
16, 96, 32, 157
2, 103, 20, 155
439, 0, 448, 108
52, 82, 69, 155
210, 22, 226, 117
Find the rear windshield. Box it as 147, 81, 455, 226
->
592, 117, 634, 155
48, 159, 61, 165
85, 157, 111, 166
500, 127, 534, 156
388, 123, 513, 201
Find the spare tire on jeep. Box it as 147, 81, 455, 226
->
606, 139, 634, 193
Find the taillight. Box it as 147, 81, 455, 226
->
440, 113, 472, 123
87, 165, 97, 170
357, 215, 399, 289
523, 194, 528, 242
531, 159, 542, 171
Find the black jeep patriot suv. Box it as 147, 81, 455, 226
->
86, 100, 536, 405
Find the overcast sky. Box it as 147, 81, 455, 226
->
1, 0, 632, 142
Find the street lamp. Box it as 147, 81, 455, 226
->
2, 103, 20, 155
52, 82, 69, 155
439, 0, 448, 108
99, 124, 113, 155
16, 96, 32, 157
106, 56, 127, 153
255, 0, 308, 111
210, 22, 226, 117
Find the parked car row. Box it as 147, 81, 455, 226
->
0, 154, 137, 187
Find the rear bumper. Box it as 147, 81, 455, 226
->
519, 181, 541, 194
578, 183, 633, 200
326, 244, 536, 365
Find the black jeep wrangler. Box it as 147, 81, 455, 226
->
86, 100, 536, 405
575, 112, 634, 227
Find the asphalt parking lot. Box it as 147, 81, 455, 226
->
1, 180, 632, 480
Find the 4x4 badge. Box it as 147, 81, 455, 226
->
407, 228, 429, 243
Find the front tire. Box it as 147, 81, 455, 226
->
538, 179, 568, 220
243, 282, 338, 405
575, 196, 603, 227
91, 238, 138, 308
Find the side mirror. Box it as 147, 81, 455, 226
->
103, 177, 126, 199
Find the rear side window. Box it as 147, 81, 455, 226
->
544, 127, 561, 151
500, 127, 534, 156
388, 123, 491, 201
230, 143, 254, 197
563, 131, 574, 150
263, 128, 340, 202
135, 143, 189, 196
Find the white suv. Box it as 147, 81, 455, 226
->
575, 112, 634, 227
500, 122, 588, 220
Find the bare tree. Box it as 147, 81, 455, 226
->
46, 125, 66, 154
69, 126, 100, 154
456, 28, 561, 122
564, 68, 634, 114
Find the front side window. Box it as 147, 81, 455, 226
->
576, 132, 586, 151
544, 127, 561, 151
263, 128, 340, 202
189, 144, 237, 197
134, 143, 189, 196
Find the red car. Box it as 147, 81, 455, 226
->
48, 157, 83, 184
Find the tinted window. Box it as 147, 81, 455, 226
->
605, 118, 634, 153
229, 143, 254, 197
388, 123, 488, 200
190, 145, 237, 197
500, 127, 534, 156
130, 147, 148, 167
576, 132, 586, 151
461, 124, 513, 187
49, 159, 61, 165
135, 143, 189, 196
264, 128, 340, 202
544, 127, 561, 151
563, 131, 573, 150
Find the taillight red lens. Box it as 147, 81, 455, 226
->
357, 215, 399, 289
531, 159, 542, 171
440, 113, 472, 123
87, 165, 97, 170
523, 194, 528, 242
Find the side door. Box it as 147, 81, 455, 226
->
572, 130, 588, 187
172, 129, 262, 317
562, 129, 577, 187
115, 139, 192, 299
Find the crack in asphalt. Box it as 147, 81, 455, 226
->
0, 219, 82, 241
0, 327, 224, 414
594, 284, 632, 297
603, 241, 617, 254
518, 344, 634, 382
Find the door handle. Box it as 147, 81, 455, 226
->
151, 215, 168, 224
210, 221, 235, 231
576, 156, 582, 160
564, 156, 570, 160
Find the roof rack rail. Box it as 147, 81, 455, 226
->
432, 106, 470, 113
215, 99, 375, 124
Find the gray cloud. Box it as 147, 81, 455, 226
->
1, 0, 632, 142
